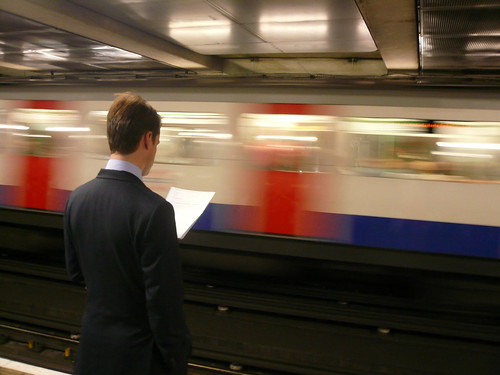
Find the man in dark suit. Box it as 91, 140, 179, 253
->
64, 92, 191, 375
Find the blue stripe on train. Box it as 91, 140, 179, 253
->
193, 203, 500, 259
349, 215, 499, 259
1, 194, 497, 260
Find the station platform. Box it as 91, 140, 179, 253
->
0, 358, 69, 375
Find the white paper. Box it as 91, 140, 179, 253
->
166, 187, 215, 239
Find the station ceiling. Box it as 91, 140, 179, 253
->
0, 0, 498, 86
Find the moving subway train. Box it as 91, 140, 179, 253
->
0, 86, 499, 261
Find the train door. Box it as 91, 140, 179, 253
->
236, 104, 340, 239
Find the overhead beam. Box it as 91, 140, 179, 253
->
0, 63, 37, 77
224, 58, 387, 76
0, 0, 223, 71
355, 0, 419, 71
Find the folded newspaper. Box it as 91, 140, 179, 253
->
166, 187, 215, 239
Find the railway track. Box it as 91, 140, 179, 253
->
0, 323, 283, 375
2, 256, 500, 375
2, 257, 500, 342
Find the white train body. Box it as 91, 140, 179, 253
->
0, 85, 498, 259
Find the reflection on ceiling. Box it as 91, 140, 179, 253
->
0, 0, 498, 86
0, 11, 180, 72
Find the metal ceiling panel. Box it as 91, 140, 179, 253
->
1, 0, 384, 79
69, 0, 229, 41
190, 42, 282, 55
419, 0, 500, 72
210, 0, 364, 22
0, 11, 182, 72
244, 19, 374, 52
1, 0, 497, 84
0, 10, 45, 32
69, 0, 376, 55
0, 0, 222, 70
168, 24, 263, 46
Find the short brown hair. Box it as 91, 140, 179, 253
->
107, 92, 161, 154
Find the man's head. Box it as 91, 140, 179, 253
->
107, 92, 161, 176
107, 92, 161, 154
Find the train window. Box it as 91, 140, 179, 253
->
342, 118, 500, 182
155, 112, 231, 165
239, 113, 336, 172
7, 108, 83, 157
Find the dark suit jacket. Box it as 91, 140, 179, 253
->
64, 169, 191, 375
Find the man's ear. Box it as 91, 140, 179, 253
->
143, 131, 153, 150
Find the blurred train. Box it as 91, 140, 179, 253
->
0, 86, 499, 260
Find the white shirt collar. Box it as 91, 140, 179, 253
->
105, 159, 143, 181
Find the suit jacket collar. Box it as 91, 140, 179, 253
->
105, 159, 143, 181
97, 169, 145, 185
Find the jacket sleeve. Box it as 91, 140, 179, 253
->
140, 201, 191, 375
63, 199, 85, 284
